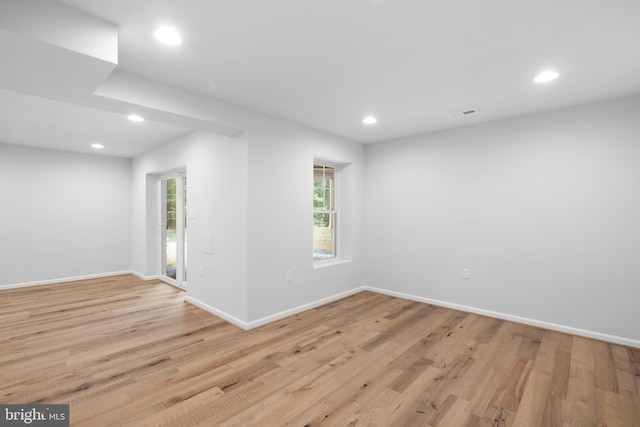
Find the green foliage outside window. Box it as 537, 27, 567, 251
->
313, 179, 332, 227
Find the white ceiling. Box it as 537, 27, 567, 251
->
2, 0, 640, 157
0, 89, 191, 157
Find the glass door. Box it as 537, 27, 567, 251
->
161, 172, 187, 287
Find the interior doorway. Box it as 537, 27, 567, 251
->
160, 172, 187, 287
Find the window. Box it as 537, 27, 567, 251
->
313, 164, 337, 260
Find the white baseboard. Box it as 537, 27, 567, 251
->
0, 270, 134, 291
184, 296, 249, 330
130, 270, 159, 281
3, 271, 637, 349
365, 286, 640, 349
130, 271, 184, 291
245, 286, 366, 330
184, 286, 366, 331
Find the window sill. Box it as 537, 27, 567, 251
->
313, 258, 352, 269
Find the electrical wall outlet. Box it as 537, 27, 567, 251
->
462, 268, 470, 279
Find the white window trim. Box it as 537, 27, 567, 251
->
314, 257, 352, 269
313, 161, 341, 265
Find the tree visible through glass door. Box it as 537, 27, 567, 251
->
162, 173, 186, 286
165, 177, 177, 279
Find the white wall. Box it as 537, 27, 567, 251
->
245, 122, 366, 324
117, 73, 368, 327
0, 75, 366, 327
365, 95, 640, 345
3, 88, 638, 347
0, 143, 131, 287
131, 131, 248, 322
131, 122, 366, 327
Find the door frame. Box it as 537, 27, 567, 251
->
159, 171, 186, 288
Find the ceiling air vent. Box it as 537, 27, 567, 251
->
448, 108, 479, 118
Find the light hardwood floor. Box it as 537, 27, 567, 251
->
1, 274, 639, 426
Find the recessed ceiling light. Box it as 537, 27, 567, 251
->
534, 70, 559, 83
363, 116, 378, 125
128, 114, 145, 122
91, 143, 104, 149
154, 27, 182, 46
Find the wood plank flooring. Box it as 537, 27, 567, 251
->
1, 274, 639, 426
